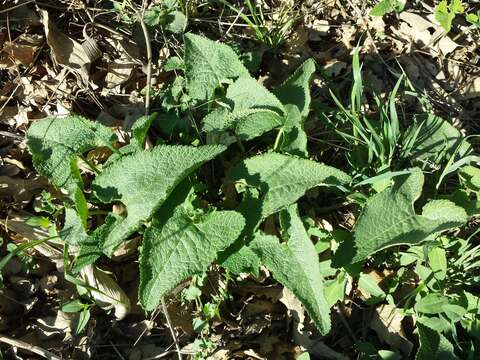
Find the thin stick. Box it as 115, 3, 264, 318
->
0, 335, 62, 360
161, 297, 182, 360
134, 8, 152, 116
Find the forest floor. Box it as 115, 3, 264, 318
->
0, 1, 480, 359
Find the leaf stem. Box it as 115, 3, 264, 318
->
273, 128, 283, 151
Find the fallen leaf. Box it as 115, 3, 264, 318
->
0, 34, 43, 69
0, 176, 49, 204
79, 265, 131, 320
39, 10, 99, 76
370, 304, 413, 356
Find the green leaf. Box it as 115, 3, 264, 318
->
166, 10, 186, 34
203, 76, 285, 140
428, 246, 447, 280
184, 33, 248, 102
61, 208, 88, 246
229, 152, 351, 232
251, 205, 331, 335
334, 169, 467, 265
61, 299, 85, 313
358, 273, 386, 301
130, 113, 157, 150
26, 116, 116, 220
71, 213, 121, 273
139, 207, 244, 311
370, 0, 405, 17
92, 145, 225, 256
415, 293, 450, 314
76, 308, 91, 334
297, 353, 311, 360
466, 12, 480, 25
404, 114, 472, 168
460, 166, 480, 192
435, 0, 464, 32
416, 323, 460, 360
277, 104, 308, 157
219, 238, 261, 277
273, 58, 316, 118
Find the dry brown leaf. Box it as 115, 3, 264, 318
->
370, 304, 413, 356
105, 59, 135, 88
0, 34, 43, 69
79, 265, 131, 320
0, 176, 49, 204
36, 311, 75, 341
39, 10, 99, 75
461, 77, 480, 100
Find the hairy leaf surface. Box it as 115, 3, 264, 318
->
27, 116, 116, 222
92, 145, 226, 256
184, 33, 248, 102
416, 323, 459, 360
251, 205, 331, 334
273, 58, 316, 118
334, 169, 467, 265
203, 76, 285, 140
139, 208, 244, 311
405, 114, 472, 167
229, 152, 351, 230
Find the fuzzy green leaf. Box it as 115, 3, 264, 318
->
334, 169, 467, 265
273, 58, 316, 118
251, 205, 331, 334
416, 323, 459, 360
203, 76, 285, 140
26, 116, 116, 222
278, 105, 308, 157
229, 152, 351, 230
27, 116, 116, 191
184, 33, 248, 102
139, 208, 244, 311
92, 144, 226, 256
460, 165, 480, 192
404, 114, 471, 167
221, 154, 350, 276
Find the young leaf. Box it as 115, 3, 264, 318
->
184, 33, 248, 102
165, 10, 186, 34
61, 208, 89, 245
334, 169, 467, 265
139, 208, 244, 311
26, 116, 116, 221
277, 105, 308, 157
251, 205, 331, 335
203, 76, 285, 140
415, 293, 450, 314
416, 323, 460, 360
130, 113, 157, 150
71, 214, 121, 273
273, 58, 316, 118
435, 0, 464, 33
92, 145, 226, 256
370, 0, 405, 17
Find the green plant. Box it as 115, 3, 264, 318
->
435, 0, 464, 33
466, 10, 480, 28
370, 0, 406, 17
3, 33, 480, 355
217, 0, 297, 48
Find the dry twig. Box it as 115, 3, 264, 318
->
0, 335, 62, 360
